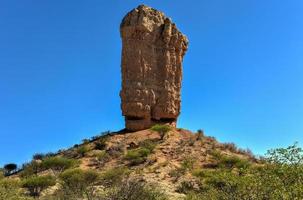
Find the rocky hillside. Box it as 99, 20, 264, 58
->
47, 125, 257, 199
2, 125, 303, 199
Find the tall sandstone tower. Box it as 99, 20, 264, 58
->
120, 5, 188, 131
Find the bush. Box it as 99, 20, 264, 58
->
59, 168, 99, 199
186, 144, 303, 199
139, 140, 157, 152
221, 142, 238, 152
20, 161, 42, 178
32, 153, 46, 160
95, 151, 110, 167
217, 155, 251, 170
41, 156, 77, 175
266, 142, 303, 165
0, 179, 33, 200
76, 145, 89, 157
100, 167, 130, 187
196, 129, 204, 140
125, 147, 152, 165
22, 175, 56, 197
94, 136, 108, 150
105, 178, 167, 200
150, 124, 171, 139
181, 156, 195, 172
3, 163, 17, 176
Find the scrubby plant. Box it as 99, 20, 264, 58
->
183, 143, 303, 199
94, 136, 108, 150
105, 178, 167, 200
181, 156, 195, 172
20, 161, 42, 178
22, 175, 56, 197
82, 139, 90, 144
0, 169, 4, 179
59, 168, 99, 199
125, 147, 152, 166
196, 129, 204, 140
76, 145, 90, 157
41, 156, 77, 175
95, 150, 110, 166
221, 142, 238, 152
139, 139, 157, 152
0, 179, 33, 200
150, 124, 171, 139
100, 167, 130, 187
217, 155, 251, 170
266, 142, 303, 165
32, 153, 46, 161
3, 163, 17, 176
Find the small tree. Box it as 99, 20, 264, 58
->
32, 153, 45, 161
22, 175, 56, 197
76, 145, 89, 157
59, 168, 99, 199
41, 156, 77, 176
150, 124, 171, 140
0, 179, 33, 200
20, 161, 42, 178
266, 142, 303, 165
3, 163, 17, 176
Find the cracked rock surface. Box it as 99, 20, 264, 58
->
120, 5, 188, 131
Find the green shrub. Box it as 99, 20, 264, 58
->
0, 169, 4, 180
20, 161, 42, 178
125, 147, 152, 165
185, 144, 303, 199
94, 136, 108, 150
196, 130, 204, 140
217, 155, 251, 170
100, 167, 130, 187
76, 145, 90, 157
139, 140, 157, 152
210, 151, 250, 170
22, 175, 56, 197
150, 124, 171, 139
181, 156, 195, 172
0, 179, 33, 200
59, 168, 99, 199
3, 163, 17, 176
95, 150, 110, 166
41, 156, 77, 175
169, 167, 186, 179
106, 178, 167, 200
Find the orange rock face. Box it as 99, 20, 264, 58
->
120, 5, 188, 131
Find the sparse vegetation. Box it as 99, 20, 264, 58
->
41, 156, 78, 175
22, 175, 56, 197
125, 147, 152, 165
1, 129, 303, 199
76, 145, 90, 157
94, 136, 108, 150
181, 156, 195, 172
105, 178, 167, 200
3, 163, 17, 176
100, 167, 130, 187
20, 161, 42, 178
184, 143, 303, 199
150, 124, 171, 139
58, 168, 99, 199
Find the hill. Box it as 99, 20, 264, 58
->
1, 125, 303, 199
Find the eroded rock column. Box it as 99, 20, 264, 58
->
120, 5, 188, 131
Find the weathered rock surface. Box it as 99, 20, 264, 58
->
120, 5, 188, 131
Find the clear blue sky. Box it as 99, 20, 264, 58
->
1, 0, 303, 166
